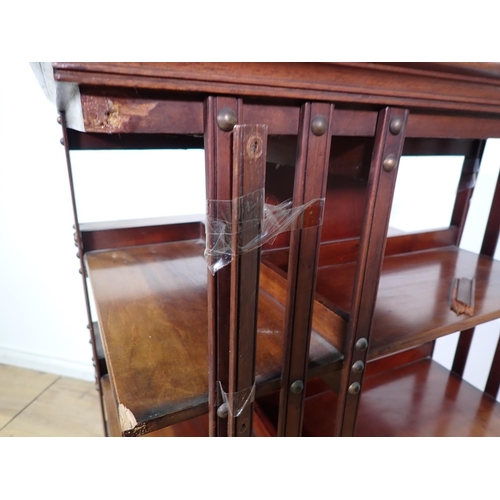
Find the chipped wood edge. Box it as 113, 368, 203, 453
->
118, 403, 138, 433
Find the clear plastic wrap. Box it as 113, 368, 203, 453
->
205, 188, 325, 274
218, 381, 256, 418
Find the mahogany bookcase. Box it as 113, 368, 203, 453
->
34, 62, 500, 437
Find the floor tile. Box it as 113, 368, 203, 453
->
0, 375, 104, 437
0, 364, 59, 429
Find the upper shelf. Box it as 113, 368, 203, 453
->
85, 239, 342, 436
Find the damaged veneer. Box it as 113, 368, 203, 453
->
450, 277, 475, 316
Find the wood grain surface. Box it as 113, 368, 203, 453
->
86, 240, 342, 436
315, 247, 500, 360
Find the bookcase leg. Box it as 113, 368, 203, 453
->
60, 112, 107, 436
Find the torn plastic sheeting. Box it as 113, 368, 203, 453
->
218, 381, 256, 418
205, 189, 325, 275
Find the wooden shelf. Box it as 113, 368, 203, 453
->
303, 359, 500, 437
254, 358, 500, 437
86, 239, 342, 436
311, 246, 500, 360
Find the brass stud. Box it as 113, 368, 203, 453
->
348, 382, 361, 395
57, 116, 62, 125
217, 402, 229, 419
216, 107, 237, 131
383, 154, 398, 172
290, 380, 304, 394
311, 115, 328, 136
390, 117, 404, 135
355, 338, 368, 351
60, 138, 64, 145
352, 360, 365, 373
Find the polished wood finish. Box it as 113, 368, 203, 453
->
228, 124, 267, 436
263, 227, 460, 270
335, 107, 408, 436
51, 63, 500, 117
252, 344, 436, 437
81, 220, 203, 252
452, 328, 475, 378
451, 140, 485, 244
204, 96, 239, 436
60, 113, 107, 435
101, 375, 121, 437
85, 240, 342, 436
298, 360, 500, 437
38, 62, 500, 437
260, 262, 347, 352
316, 247, 500, 360
278, 102, 334, 437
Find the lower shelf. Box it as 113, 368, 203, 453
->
86, 239, 342, 436
255, 359, 500, 437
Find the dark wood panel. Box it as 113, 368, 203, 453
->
81, 221, 203, 252
278, 102, 334, 437
315, 247, 500, 360
357, 360, 500, 436
364, 343, 434, 379
243, 104, 299, 135
407, 114, 500, 139
204, 96, 237, 437
334, 107, 408, 436
452, 328, 475, 378
263, 227, 459, 272
52, 62, 500, 115
402, 138, 477, 156
260, 260, 348, 352
227, 124, 267, 437
86, 240, 342, 436
101, 374, 121, 437
67, 129, 204, 150
299, 360, 500, 436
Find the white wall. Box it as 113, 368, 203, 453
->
1, 62, 499, 401
0, 63, 205, 380
0, 63, 92, 379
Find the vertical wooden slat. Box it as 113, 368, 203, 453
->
60, 112, 107, 436
227, 125, 267, 437
482, 166, 500, 399
450, 141, 485, 375
451, 327, 475, 377
204, 96, 240, 437
277, 102, 334, 437
333, 107, 409, 437
451, 140, 485, 243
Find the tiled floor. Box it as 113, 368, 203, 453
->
0, 364, 104, 437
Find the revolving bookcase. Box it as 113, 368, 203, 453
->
34, 62, 500, 436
